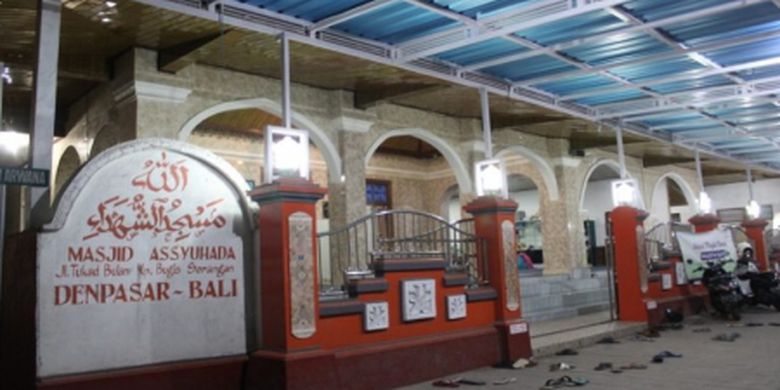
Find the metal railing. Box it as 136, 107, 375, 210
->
723, 224, 754, 250
644, 221, 692, 267
317, 210, 487, 293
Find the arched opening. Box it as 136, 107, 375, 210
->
54, 146, 81, 197
365, 135, 462, 219
507, 173, 542, 270
580, 161, 623, 267
90, 125, 120, 159
649, 173, 697, 225
184, 107, 330, 220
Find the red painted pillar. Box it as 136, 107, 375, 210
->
610, 206, 649, 322
245, 178, 336, 390
689, 214, 720, 233
464, 196, 532, 361
743, 219, 769, 271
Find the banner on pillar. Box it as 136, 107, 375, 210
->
676, 229, 738, 280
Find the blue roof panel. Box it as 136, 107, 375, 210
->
576, 90, 649, 106
436, 38, 527, 66
737, 65, 780, 81
620, 0, 732, 23
562, 31, 671, 67
430, 0, 540, 20
238, 0, 371, 22
649, 75, 733, 94
660, 3, 780, 47
333, 2, 461, 44
535, 74, 619, 96
514, 10, 627, 46
635, 111, 703, 127
703, 37, 780, 67
482, 55, 578, 82
610, 56, 705, 83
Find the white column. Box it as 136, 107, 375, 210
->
28, 0, 61, 224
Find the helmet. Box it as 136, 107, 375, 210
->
737, 242, 754, 258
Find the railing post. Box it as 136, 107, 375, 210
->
464, 196, 531, 362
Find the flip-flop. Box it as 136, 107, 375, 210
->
556, 348, 579, 356
610, 368, 623, 374
596, 336, 619, 344
540, 378, 563, 390
746, 322, 764, 327
712, 333, 735, 342
433, 379, 460, 388
657, 350, 682, 358
769, 322, 780, 327
651, 355, 664, 363
559, 376, 589, 387
512, 358, 531, 369
594, 362, 612, 371
549, 362, 575, 372
493, 377, 517, 386
456, 378, 486, 386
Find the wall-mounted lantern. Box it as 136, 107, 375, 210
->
264, 125, 309, 183
474, 158, 507, 198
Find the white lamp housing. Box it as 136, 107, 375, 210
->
746, 199, 761, 220
697, 191, 712, 214
264, 125, 309, 183
474, 158, 507, 198
611, 178, 641, 208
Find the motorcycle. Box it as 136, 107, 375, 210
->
694, 259, 742, 321
735, 258, 780, 311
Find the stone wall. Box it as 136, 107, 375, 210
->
49, 47, 705, 276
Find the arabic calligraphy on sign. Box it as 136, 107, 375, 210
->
82, 153, 227, 242
131, 151, 189, 193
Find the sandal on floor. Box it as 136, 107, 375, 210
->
556, 348, 579, 356
549, 362, 575, 371
433, 379, 460, 388
593, 362, 612, 371
455, 378, 486, 386
540, 378, 564, 390
493, 377, 517, 386
558, 376, 589, 387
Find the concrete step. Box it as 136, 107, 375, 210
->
521, 288, 610, 313
523, 302, 612, 323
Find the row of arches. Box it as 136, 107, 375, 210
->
53, 99, 700, 262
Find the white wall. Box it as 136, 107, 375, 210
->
649, 178, 670, 225
582, 180, 614, 245
510, 188, 540, 218
706, 178, 780, 228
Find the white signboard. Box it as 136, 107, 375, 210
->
677, 229, 738, 280
38, 141, 248, 377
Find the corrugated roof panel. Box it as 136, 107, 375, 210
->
562, 31, 671, 67
737, 65, 780, 81
660, 3, 780, 47
333, 2, 461, 44
663, 123, 725, 133
635, 111, 703, 127
707, 103, 779, 118
482, 55, 578, 81
535, 74, 620, 96
620, 0, 731, 23
610, 56, 705, 83
435, 38, 528, 66
431, 0, 540, 19
514, 10, 627, 46
238, 0, 371, 22
576, 90, 648, 106
703, 37, 780, 67
649, 75, 734, 94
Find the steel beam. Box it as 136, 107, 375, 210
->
310, 0, 395, 33
28, 0, 61, 223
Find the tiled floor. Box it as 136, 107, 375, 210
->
400, 309, 780, 390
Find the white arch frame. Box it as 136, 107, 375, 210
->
364, 128, 473, 194
649, 171, 698, 216
495, 145, 560, 201
579, 158, 643, 211
178, 98, 342, 181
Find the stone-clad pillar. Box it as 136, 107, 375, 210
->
326, 117, 372, 285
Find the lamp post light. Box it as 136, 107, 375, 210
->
745, 168, 760, 220
474, 158, 507, 198
263, 125, 309, 183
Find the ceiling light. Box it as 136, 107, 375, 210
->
105, 1, 117, 7
1, 66, 11, 84
101, 17, 112, 23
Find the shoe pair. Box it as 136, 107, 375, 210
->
540, 375, 589, 389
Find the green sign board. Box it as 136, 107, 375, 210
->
0, 167, 50, 187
